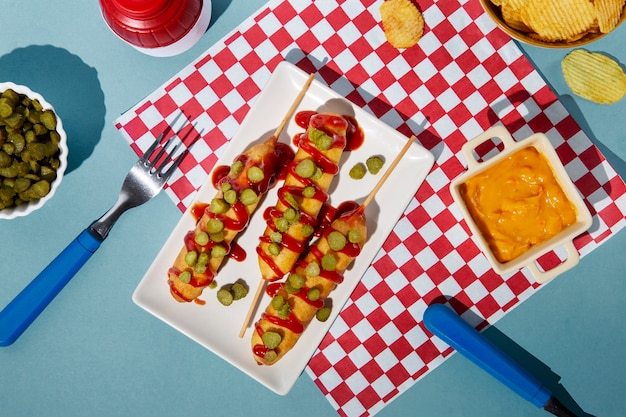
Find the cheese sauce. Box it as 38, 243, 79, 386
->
460, 146, 577, 263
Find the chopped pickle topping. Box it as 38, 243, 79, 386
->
304, 261, 321, 277
288, 273, 305, 289
283, 207, 299, 223
301, 224, 314, 237
262, 331, 282, 349
310, 167, 323, 181
217, 288, 233, 306
179, 270, 192, 284
308, 128, 332, 150
229, 160, 244, 177
295, 158, 316, 178
210, 198, 229, 214
316, 306, 332, 322
327, 231, 347, 251
268, 242, 281, 256
239, 188, 258, 205
194, 231, 209, 246
210, 231, 225, 243
271, 295, 285, 310
247, 166, 264, 183
348, 229, 363, 243
264, 350, 278, 363
270, 231, 282, 243
211, 244, 227, 258
307, 288, 321, 301
184, 250, 198, 266
274, 217, 289, 232
302, 186, 316, 198
206, 218, 224, 234
283, 192, 299, 209
231, 282, 248, 300
321, 252, 337, 271
349, 163, 366, 180
224, 189, 237, 205
366, 156, 384, 174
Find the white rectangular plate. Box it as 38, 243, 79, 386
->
133, 61, 434, 395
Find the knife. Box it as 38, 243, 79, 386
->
423, 303, 582, 417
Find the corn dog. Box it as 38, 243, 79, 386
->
256, 112, 350, 282
168, 137, 294, 303
252, 202, 367, 365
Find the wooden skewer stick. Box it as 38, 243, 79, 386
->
266, 72, 315, 145
238, 73, 315, 339
360, 135, 416, 210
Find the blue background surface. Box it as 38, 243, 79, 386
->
0, 1, 624, 416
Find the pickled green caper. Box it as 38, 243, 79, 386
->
268, 242, 281, 256
274, 217, 290, 232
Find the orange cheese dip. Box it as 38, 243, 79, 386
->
460, 146, 577, 263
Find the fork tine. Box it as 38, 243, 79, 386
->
153, 123, 200, 178
139, 133, 163, 163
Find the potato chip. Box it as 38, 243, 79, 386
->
562, 49, 626, 104
488, 0, 625, 45
379, 0, 425, 48
501, 3, 531, 32
595, 0, 626, 33
521, 0, 595, 42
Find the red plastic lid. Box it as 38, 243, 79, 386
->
100, 0, 203, 49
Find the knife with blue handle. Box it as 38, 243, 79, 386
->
423, 303, 581, 417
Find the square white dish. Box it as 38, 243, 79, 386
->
133, 61, 434, 395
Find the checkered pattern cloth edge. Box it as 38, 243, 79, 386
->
115, 0, 626, 415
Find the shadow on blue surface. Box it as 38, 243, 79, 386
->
0, 45, 105, 174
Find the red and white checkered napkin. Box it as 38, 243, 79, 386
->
115, 0, 626, 415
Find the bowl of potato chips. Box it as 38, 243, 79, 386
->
481, 0, 626, 47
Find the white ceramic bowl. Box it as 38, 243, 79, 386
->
450, 126, 592, 283
0, 82, 68, 219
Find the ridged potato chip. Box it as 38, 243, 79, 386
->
562, 49, 626, 104
379, 0, 425, 48
595, 0, 626, 33
488, 0, 625, 45
521, 0, 595, 42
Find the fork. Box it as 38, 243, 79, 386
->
0, 123, 197, 346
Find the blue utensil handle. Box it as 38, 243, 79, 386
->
423, 303, 551, 408
0, 229, 102, 347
